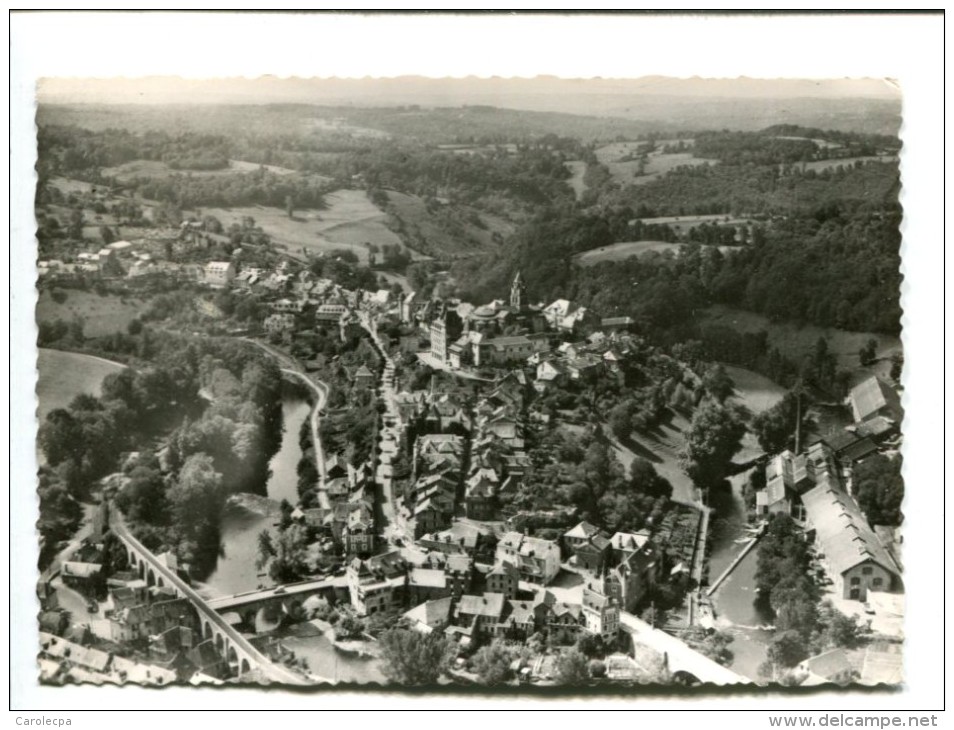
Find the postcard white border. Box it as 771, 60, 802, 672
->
8, 9, 946, 720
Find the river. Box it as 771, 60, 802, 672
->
200, 394, 310, 597
198, 392, 387, 684
706, 472, 774, 681
703, 363, 784, 681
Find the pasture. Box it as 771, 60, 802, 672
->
49, 177, 95, 196
595, 141, 717, 187
723, 364, 786, 415
36, 289, 146, 338
101, 158, 318, 183
204, 189, 406, 263
37, 348, 126, 422
383, 190, 505, 257
574, 240, 682, 266
700, 304, 902, 383
799, 155, 898, 173
605, 411, 699, 507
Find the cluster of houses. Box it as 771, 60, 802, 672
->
286, 455, 379, 559
38, 228, 242, 286
341, 522, 624, 650
256, 265, 396, 342
391, 370, 533, 539
399, 273, 638, 374
753, 374, 904, 604
562, 522, 663, 614
36, 515, 238, 683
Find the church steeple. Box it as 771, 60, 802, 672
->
510, 270, 527, 311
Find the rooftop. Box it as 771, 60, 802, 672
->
802, 482, 900, 578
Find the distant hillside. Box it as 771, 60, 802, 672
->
37, 75, 902, 137
38, 102, 657, 144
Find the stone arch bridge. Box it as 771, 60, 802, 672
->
109, 510, 312, 685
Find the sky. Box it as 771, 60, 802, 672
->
37, 75, 901, 107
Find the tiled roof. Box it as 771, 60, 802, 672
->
850, 377, 901, 422
458, 593, 505, 619
802, 481, 900, 578
564, 521, 600, 540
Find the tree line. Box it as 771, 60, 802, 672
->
38, 330, 286, 575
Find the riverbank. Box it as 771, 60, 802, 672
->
705, 471, 773, 681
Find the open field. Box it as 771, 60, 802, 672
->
723, 364, 786, 415
101, 158, 320, 183
772, 135, 844, 150
49, 177, 95, 196
383, 190, 506, 258
304, 117, 391, 139
564, 160, 587, 200
799, 155, 898, 173
37, 348, 126, 422
595, 142, 717, 187
700, 304, 902, 383
636, 214, 753, 237
36, 289, 146, 338
227, 159, 299, 176
604, 411, 699, 507
575, 240, 682, 266
203, 189, 407, 263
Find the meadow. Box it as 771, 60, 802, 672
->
574, 240, 682, 266
36, 289, 146, 338
700, 304, 902, 384
36, 348, 125, 422
203, 189, 406, 263
595, 141, 718, 187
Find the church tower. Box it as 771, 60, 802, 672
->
510, 271, 527, 312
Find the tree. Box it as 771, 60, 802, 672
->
858, 338, 878, 367
889, 352, 904, 383
285, 194, 294, 219
685, 627, 734, 666
256, 530, 275, 571
588, 659, 607, 678
471, 639, 516, 686
815, 601, 862, 650
167, 453, 224, 534
554, 648, 591, 686
335, 615, 366, 641
702, 363, 734, 403
679, 399, 745, 489
266, 523, 311, 583
751, 388, 813, 455
767, 629, 809, 669
100, 225, 116, 245
115, 465, 168, 525
608, 401, 633, 441
378, 628, 454, 685
853, 454, 904, 526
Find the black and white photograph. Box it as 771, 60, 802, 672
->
10, 9, 945, 720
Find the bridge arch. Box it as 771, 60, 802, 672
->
109, 514, 309, 685
240, 658, 251, 676
227, 645, 239, 675
671, 669, 702, 686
